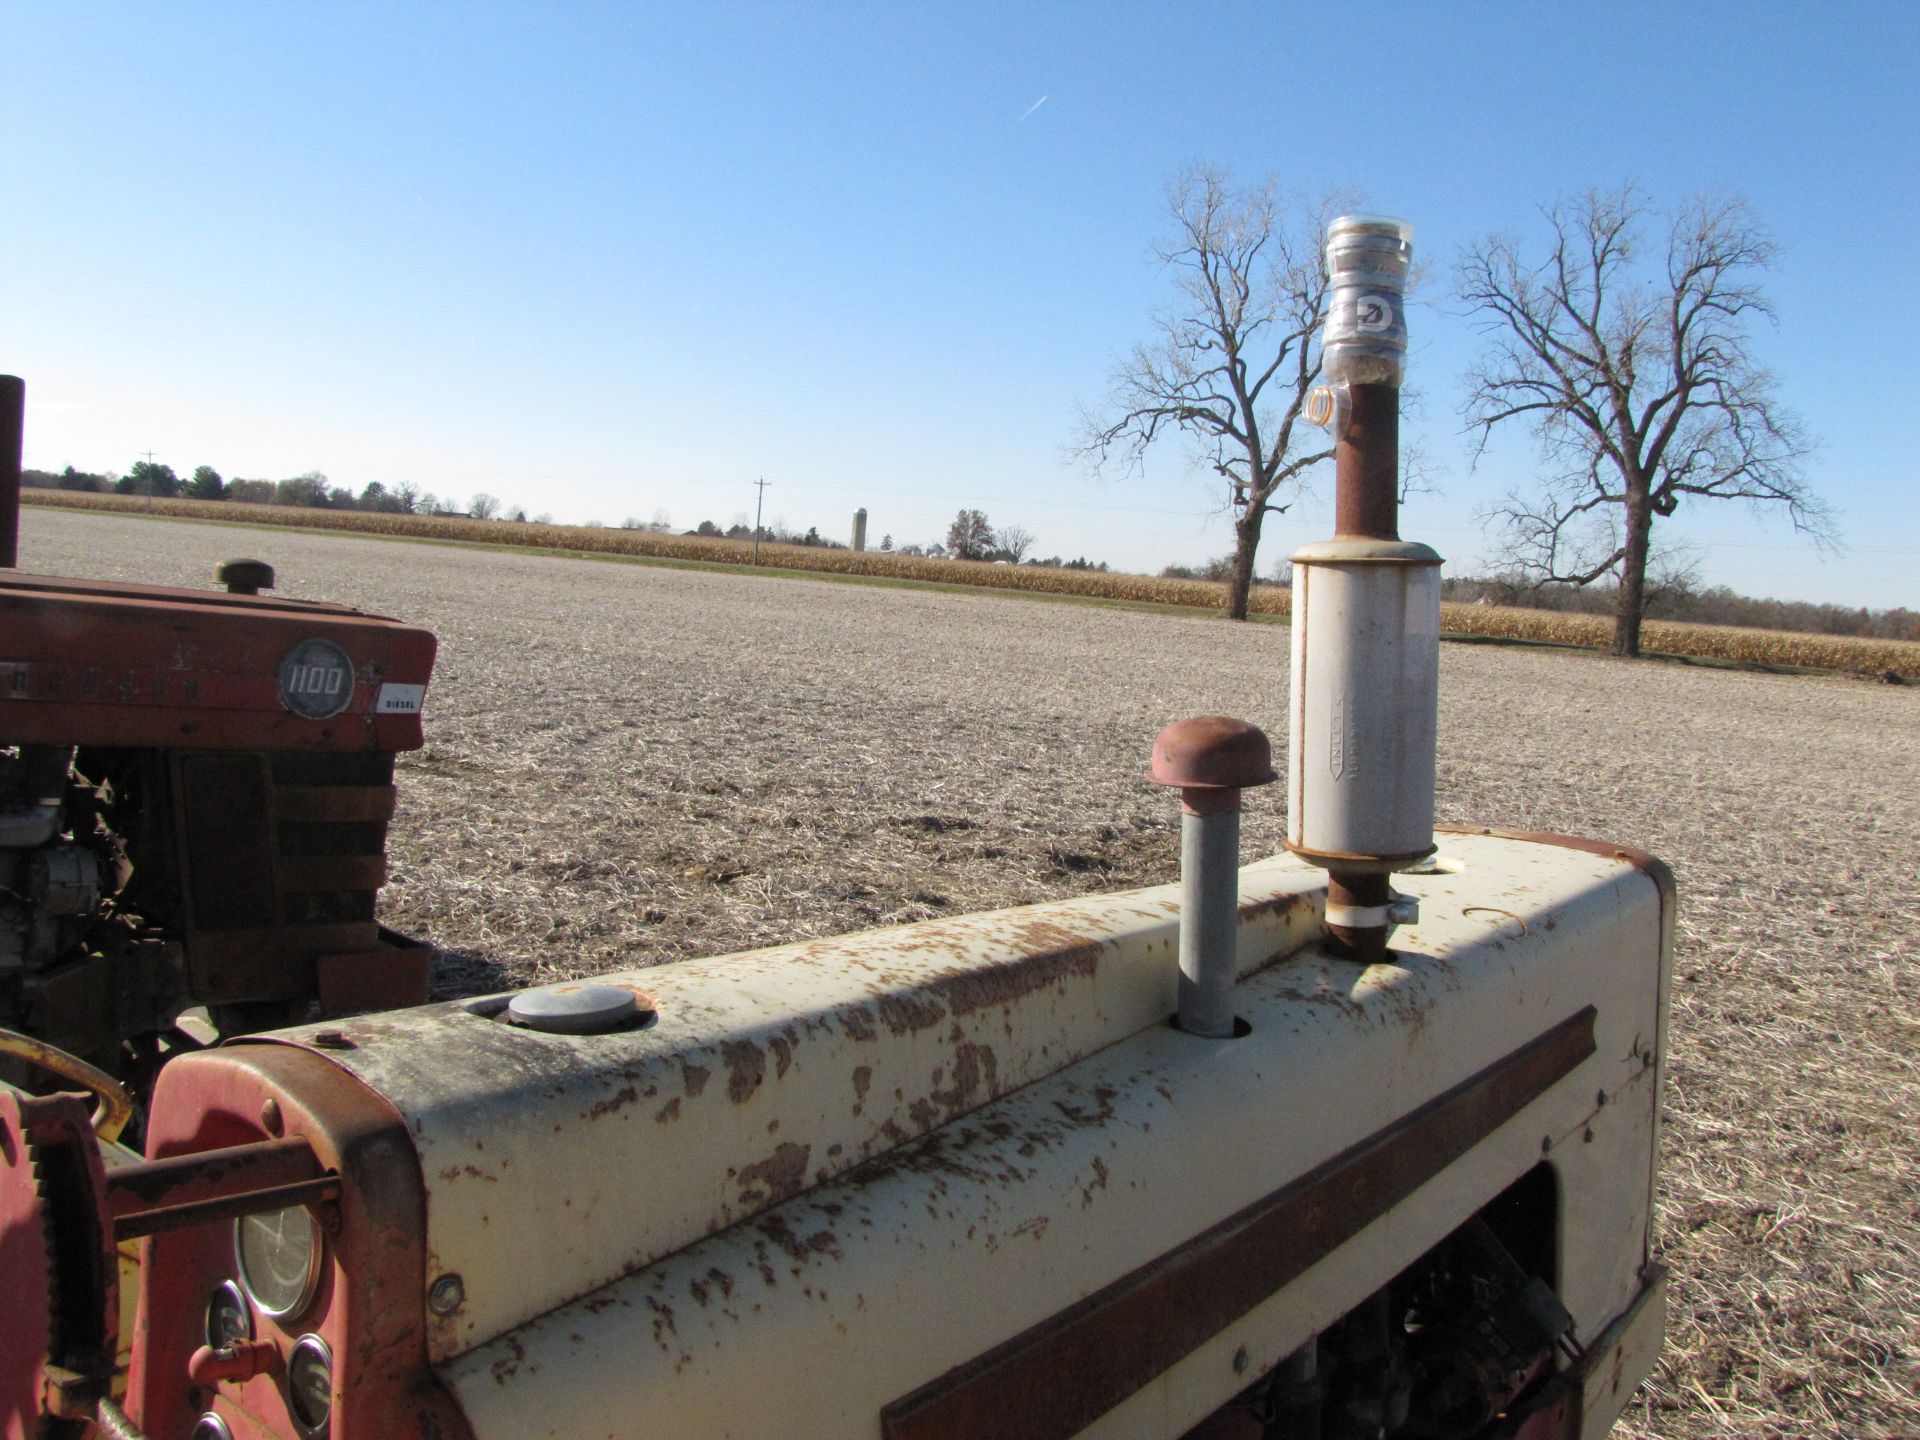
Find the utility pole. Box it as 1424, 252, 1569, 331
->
141, 449, 158, 505
753, 476, 769, 565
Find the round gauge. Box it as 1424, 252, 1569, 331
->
234, 1205, 324, 1319
287, 1334, 334, 1438
190, 1414, 234, 1440
205, 1279, 253, 1348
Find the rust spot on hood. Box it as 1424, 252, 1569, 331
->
489, 1335, 527, 1385
737, 1140, 813, 1207
756, 1210, 845, 1264
680, 1058, 712, 1098
928, 927, 1103, 1017
1051, 1083, 1119, 1127
721, 1039, 767, 1104
586, 1084, 639, 1120
929, 1041, 999, 1113
1237, 890, 1312, 923
1080, 1154, 1111, 1208
837, 1005, 879, 1042
644, 1294, 677, 1349
865, 931, 1106, 1040
877, 990, 946, 1036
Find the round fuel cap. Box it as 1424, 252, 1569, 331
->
506, 982, 642, 1034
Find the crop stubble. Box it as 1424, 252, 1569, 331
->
22, 509, 1920, 1438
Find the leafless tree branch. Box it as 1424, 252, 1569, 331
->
1458, 184, 1831, 656
1079, 165, 1356, 618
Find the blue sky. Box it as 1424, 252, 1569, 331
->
5, 2, 1916, 607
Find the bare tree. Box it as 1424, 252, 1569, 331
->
469, 492, 502, 520
1458, 186, 1828, 657
946, 508, 995, 560
995, 523, 1036, 563
1081, 166, 1344, 620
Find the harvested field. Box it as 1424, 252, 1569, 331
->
19, 507, 1920, 1438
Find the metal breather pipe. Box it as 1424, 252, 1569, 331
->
1150, 717, 1275, 1038
1287, 217, 1441, 966
1179, 791, 1241, 1038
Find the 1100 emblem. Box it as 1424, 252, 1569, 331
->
278, 637, 356, 719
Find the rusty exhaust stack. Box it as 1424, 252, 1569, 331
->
1287, 218, 1441, 964
1, 375, 22, 568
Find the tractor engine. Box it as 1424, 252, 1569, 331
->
0, 565, 437, 1084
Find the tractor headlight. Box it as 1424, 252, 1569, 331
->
234, 1205, 323, 1320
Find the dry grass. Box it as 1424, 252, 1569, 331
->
27, 490, 1920, 678
19, 507, 1920, 1438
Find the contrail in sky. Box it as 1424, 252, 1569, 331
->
1017, 95, 1048, 124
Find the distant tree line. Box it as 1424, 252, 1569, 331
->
689, 518, 840, 548
20, 463, 552, 524
1161, 554, 1290, 586
914, 509, 1088, 567
23, 463, 1898, 637
22, 467, 1105, 570
1442, 574, 1919, 643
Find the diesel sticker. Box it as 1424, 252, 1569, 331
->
278, 638, 356, 720
375, 682, 426, 715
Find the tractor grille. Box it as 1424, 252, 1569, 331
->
175, 749, 397, 1002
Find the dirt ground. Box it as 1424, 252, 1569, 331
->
20, 508, 1920, 1438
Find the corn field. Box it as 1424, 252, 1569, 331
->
24, 491, 1918, 679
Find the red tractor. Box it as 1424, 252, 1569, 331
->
0, 375, 438, 1115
